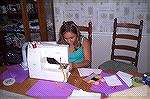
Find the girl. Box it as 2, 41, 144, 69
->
57, 21, 91, 68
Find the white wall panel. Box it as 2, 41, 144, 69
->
91, 33, 112, 69
138, 35, 148, 73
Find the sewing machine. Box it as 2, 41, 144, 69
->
26, 41, 70, 82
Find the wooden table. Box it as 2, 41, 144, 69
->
0, 65, 144, 98
0, 65, 98, 97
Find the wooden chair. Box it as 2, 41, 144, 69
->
78, 21, 92, 45
98, 18, 143, 72
78, 21, 92, 68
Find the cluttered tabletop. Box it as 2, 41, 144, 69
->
0, 64, 150, 98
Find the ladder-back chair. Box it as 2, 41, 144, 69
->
78, 21, 92, 68
98, 18, 143, 72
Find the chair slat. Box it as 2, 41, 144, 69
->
78, 26, 89, 31
113, 55, 136, 62
113, 45, 137, 51
116, 34, 138, 40
117, 23, 140, 29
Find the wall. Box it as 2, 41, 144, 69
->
53, 0, 150, 73
147, 2, 150, 72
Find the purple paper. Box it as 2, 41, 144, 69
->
26, 80, 80, 99
90, 71, 129, 95
0, 64, 29, 83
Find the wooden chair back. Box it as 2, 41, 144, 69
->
111, 18, 143, 67
78, 21, 92, 68
78, 21, 92, 45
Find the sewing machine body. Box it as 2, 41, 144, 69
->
27, 42, 70, 82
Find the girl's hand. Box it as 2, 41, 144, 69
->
60, 63, 68, 69
60, 63, 72, 71
67, 39, 74, 46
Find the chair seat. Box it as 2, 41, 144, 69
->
98, 60, 138, 72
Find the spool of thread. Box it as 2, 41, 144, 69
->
32, 41, 37, 48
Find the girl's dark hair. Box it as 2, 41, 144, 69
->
57, 21, 81, 49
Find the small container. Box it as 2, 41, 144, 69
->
142, 74, 147, 83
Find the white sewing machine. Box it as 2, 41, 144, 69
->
26, 41, 70, 82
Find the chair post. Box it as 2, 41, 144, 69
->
88, 21, 92, 45
135, 20, 143, 67
111, 18, 117, 60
